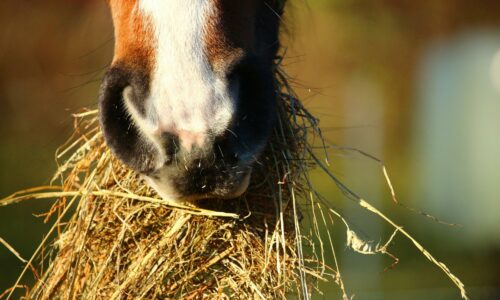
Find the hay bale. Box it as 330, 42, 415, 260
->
0, 67, 469, 300
7, 67, 331, 299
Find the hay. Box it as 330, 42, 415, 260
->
1, 65, 336, 299
0, 64, 469, 299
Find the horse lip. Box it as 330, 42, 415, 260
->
144, 166, 253, 203
186, 168, 253, 201
218, 170, 252, 199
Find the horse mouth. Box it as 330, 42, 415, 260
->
213, 170, 252, 200
143, 165, 253, 203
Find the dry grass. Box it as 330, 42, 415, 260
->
0, 65, 469, 299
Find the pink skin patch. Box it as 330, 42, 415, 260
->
177, 130, 206, 151
150, 122, 206, 152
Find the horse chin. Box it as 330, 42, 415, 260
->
143, 168, 252, 203
214, 171, 252, 200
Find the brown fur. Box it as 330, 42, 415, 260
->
108, 0, 260, 75
108, 0, 155, 71
204, 0, 258, 73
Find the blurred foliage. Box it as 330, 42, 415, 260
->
1, 0, 499, 298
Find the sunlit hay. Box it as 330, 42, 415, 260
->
1, 64, 470, 299
0, 66, 337, 299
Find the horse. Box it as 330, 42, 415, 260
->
99, 0, 286, 202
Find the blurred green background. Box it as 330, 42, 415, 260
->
1, 0, 499, 299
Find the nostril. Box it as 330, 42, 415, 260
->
99, 66, 161, 174
161, 132, 181, 158
123, 85, 146, 117
212, 138, 240, 165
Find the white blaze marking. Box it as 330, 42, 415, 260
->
134, 0, 235, 158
